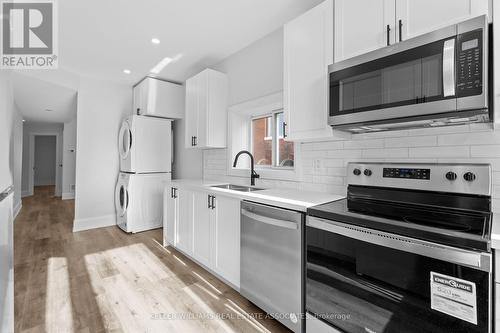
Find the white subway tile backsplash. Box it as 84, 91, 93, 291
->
409, 146, 470, 158
385, 136, 437, 148
362, 148, 408, 159
471, 145, 500, 158
203, 126, 500, 212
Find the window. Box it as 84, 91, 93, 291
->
251, 111, 294, 168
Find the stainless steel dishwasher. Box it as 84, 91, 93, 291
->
240, 200, 304, 333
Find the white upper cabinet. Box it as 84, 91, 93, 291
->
133, 77, 184, 119
396, 0, 490, 41
334, 0, 490, 63
185, 69, 228, 149
284, 0, 334, 140
334, 0, 395, 62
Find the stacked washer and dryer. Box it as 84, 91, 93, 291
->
115, 78, 183, 233
115, 116, 172, 233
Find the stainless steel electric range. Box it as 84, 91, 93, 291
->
306, 162, 493, 333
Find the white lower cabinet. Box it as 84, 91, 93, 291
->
192, 191, 213, 267
176, 188, 194, 256
212, 195, 240, 288
163, 186, 178, 246
163, 186, 241, 288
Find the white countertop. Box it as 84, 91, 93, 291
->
168, 179, 344, 212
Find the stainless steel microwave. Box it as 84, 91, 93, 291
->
328, 15, 490, 133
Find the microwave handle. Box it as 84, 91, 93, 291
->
443, 38, 456, 97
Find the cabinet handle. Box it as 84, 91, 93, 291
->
194, 136, 197, 146
171, 187, 174, 198
173, 188, 177, 199
191, 136, 195, 146
283, 122, 287, 139
136, 108, 140, 115
386, 24, 391, 46
211, 196, 215, 210
399, 20, 403, 42
208, 195, 212, 209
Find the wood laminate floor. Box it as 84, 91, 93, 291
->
14, 186, 290, 333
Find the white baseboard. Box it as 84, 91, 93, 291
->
73, 214, 116, 232
21, 191, 31, 198
61, 192, 75, 200
13, 202, 22, 219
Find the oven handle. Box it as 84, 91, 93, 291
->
307, 216, 491, 272
443, 38, 456, 97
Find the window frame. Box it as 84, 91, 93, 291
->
227, 91, 301, 182
250, 110, 294, 170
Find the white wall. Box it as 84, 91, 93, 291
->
21, 122, 63, 197
11, 105, 23, 217
73, 78, 132, 232
0, 72, 17, 333
212, 28, 284, 106
34, 136, 57, 186
62, 117, 77, 199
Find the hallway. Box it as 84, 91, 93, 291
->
14, 186, 288, 333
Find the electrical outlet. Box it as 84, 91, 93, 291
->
314, 159, 321, 169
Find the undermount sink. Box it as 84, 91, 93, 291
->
211, 184, 265, 192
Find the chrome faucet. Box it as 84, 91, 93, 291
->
233, 150, 260, 186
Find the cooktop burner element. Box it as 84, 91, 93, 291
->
308, 163, 492, 251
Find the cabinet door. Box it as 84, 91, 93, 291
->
334, 0, 396, 62
213, 196, 240, 287
185, 75, 199, 149
396, 0, 489, 41
284, 0, 333, 140
176, 189, 193, 255
192, 191, 212, 267
195, 72, 208, 148
164, 187, 177, 246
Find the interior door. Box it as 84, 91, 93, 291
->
396, 0, 489, 41
334, 0, 396, 62
192, 191, 212, 267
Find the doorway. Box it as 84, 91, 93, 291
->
29, 134, 61, 197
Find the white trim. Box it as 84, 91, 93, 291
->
227, 91, 301, 182
73, 214, 116, 232
13, 202, 22, 219
62, 192, 75, 200
21, 190, 31, 198
29, 132, 62, 197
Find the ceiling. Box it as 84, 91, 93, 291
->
12, 73, 77, 123
58, 0, 324, 85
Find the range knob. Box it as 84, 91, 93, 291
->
364, 169, 372, 176
463, 172, 476, 182
445, 171, 457, 181
353, 168, 361, 176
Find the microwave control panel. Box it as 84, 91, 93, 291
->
456, 29, 483, 97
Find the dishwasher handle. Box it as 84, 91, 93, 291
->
241, 208, 298, 230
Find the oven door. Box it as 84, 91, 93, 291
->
306, 217, 492, 333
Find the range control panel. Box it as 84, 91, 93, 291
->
456, 29, 483, 97
383, 168, 430, 180
347, 163, 491, 196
